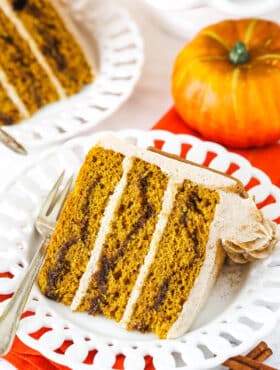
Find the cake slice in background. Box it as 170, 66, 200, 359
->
0, 0, 94, 125
38, 136, 279, 339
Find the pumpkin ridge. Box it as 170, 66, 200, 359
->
202, 30, 230, 51
264, 38, 272, 47
172, 55, 227, 101
231, 68, 240, 127
256, 54, 280, 60
244, 19, 258, 45
266, 79, 280, 139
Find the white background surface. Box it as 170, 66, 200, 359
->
0, 0, 279, 369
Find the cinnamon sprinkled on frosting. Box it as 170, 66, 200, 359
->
222, 219, 279, 264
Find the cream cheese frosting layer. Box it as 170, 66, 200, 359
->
119, 178, 179, 328
50, 0, 96, 74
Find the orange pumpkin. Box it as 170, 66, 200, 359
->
172, 19, 280, 148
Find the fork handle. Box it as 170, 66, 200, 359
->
0, 235, 51, 356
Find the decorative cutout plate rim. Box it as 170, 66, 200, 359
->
3, 0, 144, 149
0, 129, 279, 370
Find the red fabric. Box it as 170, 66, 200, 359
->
3, 334, 155, 370
2, 107, 279, 370
153, 108, 280, 187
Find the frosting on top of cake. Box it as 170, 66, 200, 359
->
97, 135, 238, 190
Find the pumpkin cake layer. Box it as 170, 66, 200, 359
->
0, 83, 23, 124
8, 0, 93, 95
0, 7, 58, 114
39, 135, 278, 339
75, 158, 168, 321
126, 181, 219, 339
38, 147, 124, 304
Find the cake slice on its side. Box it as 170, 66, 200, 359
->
0, 6, 59, 117
6, 0, 94, 95
0, 0, 94, 125
38, 135, 279, 339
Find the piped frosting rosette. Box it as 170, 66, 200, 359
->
222, 219, 279, 264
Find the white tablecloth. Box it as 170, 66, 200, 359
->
0, 1, 279, 368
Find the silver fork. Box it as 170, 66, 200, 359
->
0, 172, 73, 356
0, 127, 27, 155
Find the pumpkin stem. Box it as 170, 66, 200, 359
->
229, 41, 250, 65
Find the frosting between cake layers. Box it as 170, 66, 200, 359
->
50, 0, 96, 74
119, 178, 179, 329
0, 68, 29, 118
71, 156, 133, 311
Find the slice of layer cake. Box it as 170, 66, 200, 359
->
38, 136, 279, 339
0, 0, 94, 125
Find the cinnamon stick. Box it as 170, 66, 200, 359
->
224, 359, 253, 370
224, 341, 273, 369
224, 355, 277, 370
247, 341, 268, 359
256, 349, 273, 362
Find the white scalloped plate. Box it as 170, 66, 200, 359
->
2, 0, 144, 149
0, 130, 280, 370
